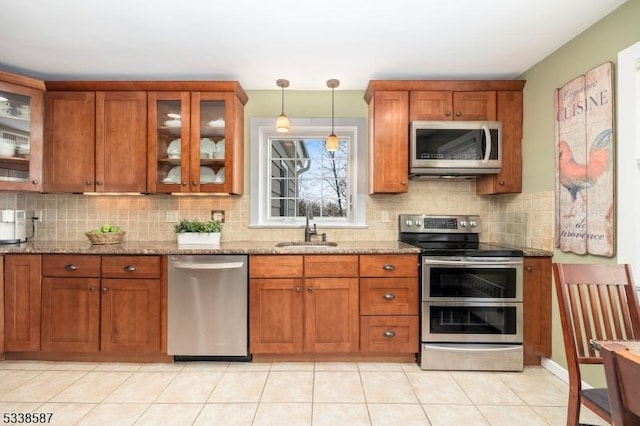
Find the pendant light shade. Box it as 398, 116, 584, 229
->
276, 79, 290, 133
326, 78, 340, 152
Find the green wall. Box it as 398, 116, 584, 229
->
520, 0, 640, 385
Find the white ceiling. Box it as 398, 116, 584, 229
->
0, 0, 627, 90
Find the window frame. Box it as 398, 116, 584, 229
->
249, 117, 367, 228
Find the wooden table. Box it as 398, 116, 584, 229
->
592, 340, 640, 425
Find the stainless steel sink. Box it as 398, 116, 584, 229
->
275, 241, 338, 248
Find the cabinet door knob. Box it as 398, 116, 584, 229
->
499, 181, 505, 186
192, 181, 198, 186
383, 330, 396, 338
89, 287, 96, 292
455, 111, 462, 117
383, 264, 395, 271
31, 180, 38, 184
307, 286, 313, 293
85, 181, 93, 186
295, 286, 301, 293
383, 293, 395, 300
124, 265, 137, 272
445, 111, 451, 117
525, 266, 533, 272
101, 287, 108, 292
96, 181, 103, 186
401, 180, 406, 185
64, 264, 78, 271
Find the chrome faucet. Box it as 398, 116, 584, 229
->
304, 209, 317, 242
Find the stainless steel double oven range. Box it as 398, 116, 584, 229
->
399, 214, 524, 371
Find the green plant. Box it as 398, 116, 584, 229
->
173, 219, 223, 233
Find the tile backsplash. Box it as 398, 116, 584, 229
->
0, 181, 554, 250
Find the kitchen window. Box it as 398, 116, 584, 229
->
249, 118, 367, 228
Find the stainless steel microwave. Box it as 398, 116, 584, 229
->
409, 121, 502, 176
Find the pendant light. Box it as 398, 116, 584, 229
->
276, 79, 290, 133
326, 79, 340, 152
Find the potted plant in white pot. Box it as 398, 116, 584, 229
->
174, 219, 223, 245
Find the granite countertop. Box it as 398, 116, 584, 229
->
0, 240, 421, 255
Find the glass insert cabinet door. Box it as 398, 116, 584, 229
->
149, 92, 228, 193
0, 81, 43, 191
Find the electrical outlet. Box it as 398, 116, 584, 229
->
381, 211, 389, 223
211, 210, 225, 222
166, 211, 179, 223
34, 210, 43, 223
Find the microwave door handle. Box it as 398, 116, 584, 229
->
482, 125, 491, 163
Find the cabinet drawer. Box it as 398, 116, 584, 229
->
359, 255, 418, 277
304, 255, 359, 277
360, 278, 418, 315
250, 255, 303, 278
101, 256, 161, 279
42, 255, 101, 277
360, 316, 419, 353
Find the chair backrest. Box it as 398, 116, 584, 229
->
552, 263, 640, 369
601, 344, 640, 425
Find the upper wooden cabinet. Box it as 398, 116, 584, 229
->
367, 91, 409, 194
476, 91, 523, 194
410, 91, 496, 121
365, 80, 525, 195
147, 89, 245, 195
0, 71, 45, 191
44, 91, 147, 192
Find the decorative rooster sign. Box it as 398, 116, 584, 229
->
554, 62, 615, 257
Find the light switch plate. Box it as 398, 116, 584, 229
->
211, 210, 225, 222
166, 211, 179, 223
381, 211, 389, 223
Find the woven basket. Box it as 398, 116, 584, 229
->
85, 231, 125, 245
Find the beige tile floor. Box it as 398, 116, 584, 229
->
0, 360, 607, 425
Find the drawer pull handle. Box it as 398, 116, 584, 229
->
383, 330, 396, 338
383, 293, 395, 300
64, 264, 78, 271
383, 264, 395, 271
124, 265, 137, 272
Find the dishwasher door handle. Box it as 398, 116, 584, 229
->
171, 261, 245, 270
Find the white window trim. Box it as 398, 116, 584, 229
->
617, 40, 640, 284
249, 117, 367, 228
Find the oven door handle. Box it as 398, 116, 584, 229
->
422, 258, 522, 266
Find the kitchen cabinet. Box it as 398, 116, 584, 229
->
44, 91, 147, 192
250, 255, 359, 354
0, 70, 44, 191
476, 91, 523, 194
147, 90, 245, 194
40, 255, 163, 354
359, 254, 419, 353
4, 255, 41, 352
367, 91, 409, 194
409, 90, 496, 121
364, 80, 525, 195
523, 256, 552, 365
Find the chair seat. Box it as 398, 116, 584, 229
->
581, 388, 610, 416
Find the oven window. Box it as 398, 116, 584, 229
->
428, 267, 517, 299
428, 306, 518, 335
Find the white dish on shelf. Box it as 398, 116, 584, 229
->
167, 139, 181, 158
215, 139, 225, 153
207, 118, 225, 128
200, 166, 216, 183
167, 113, 181, 120
162, 166, 181, 184
200, 138, 216, 158
214, 167, 225, 183
164, 119, 182, 128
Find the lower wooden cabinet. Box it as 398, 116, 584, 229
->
4, 255, 42, 352
3, 254, 165, 357
250, 254, 419, 358
523, 256, 552, 365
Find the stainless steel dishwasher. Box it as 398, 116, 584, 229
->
168, 254, 250, 361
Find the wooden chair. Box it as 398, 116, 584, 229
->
552, 263, 640, 426
600, 342, 640, 426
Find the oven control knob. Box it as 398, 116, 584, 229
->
459, 220, 468, 228
415, 220, 422, 228
469, 220, 477, 228
404, 219, 413, 227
